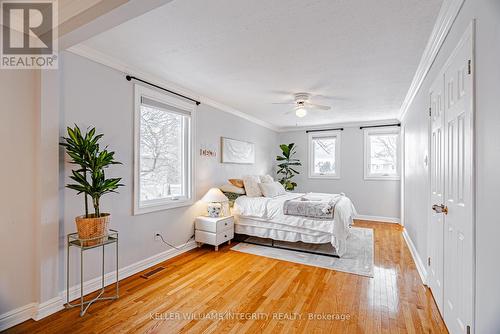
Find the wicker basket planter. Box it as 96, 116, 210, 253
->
75, 213, 110, 247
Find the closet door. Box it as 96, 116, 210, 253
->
442, 26, 474, 334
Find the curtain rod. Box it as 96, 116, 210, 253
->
359, 123, 401, 130
305, 128, 344, 133
126, 75, 201, 105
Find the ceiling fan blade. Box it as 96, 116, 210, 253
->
304, 102, 331, 110
272, 102, 296, 105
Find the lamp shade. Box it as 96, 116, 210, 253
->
201, 188, 228, 203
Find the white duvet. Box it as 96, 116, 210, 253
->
233, 192, 357, 256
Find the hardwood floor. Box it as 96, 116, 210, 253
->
7, 221, 447, 333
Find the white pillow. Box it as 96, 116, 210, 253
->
259, 174, 274, 183
242, 175, 262, 197
259, 182, 286, 198
219, 183, 246, 195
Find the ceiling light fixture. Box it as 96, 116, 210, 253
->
295, 108, 307, 118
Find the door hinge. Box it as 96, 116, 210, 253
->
428, 257, 431, 266
429, 107, 432, 117
468, 59, 472, 74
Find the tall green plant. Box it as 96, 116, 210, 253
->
276, 143, 301, 191
60, 125, 124, 217
60, 125, 101, 217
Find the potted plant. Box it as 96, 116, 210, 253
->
276, 143, 301, 191
60, 125, 124, 246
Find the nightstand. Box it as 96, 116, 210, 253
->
195, 216, 234, 251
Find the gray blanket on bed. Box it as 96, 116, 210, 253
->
283, 194, 343, 219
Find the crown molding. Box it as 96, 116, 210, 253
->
67, 44, 279, 132
277, 118, 400, 133
399, 0, 465, 121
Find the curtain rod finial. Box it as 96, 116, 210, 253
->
126, 75, 132, 81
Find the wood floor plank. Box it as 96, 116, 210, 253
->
6, 221, 447, 334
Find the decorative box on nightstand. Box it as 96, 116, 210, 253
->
195, 216, 234, 251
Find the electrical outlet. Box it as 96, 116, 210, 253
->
154, 231, 161, 241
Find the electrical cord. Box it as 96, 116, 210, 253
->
156, 233, 195, 250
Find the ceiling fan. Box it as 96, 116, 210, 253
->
272, 92, 331, 117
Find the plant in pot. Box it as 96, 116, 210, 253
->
276, 143, 301, 191
61, 125, 124, 246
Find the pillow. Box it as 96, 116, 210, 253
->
259, 174, 274, 183
228, 178, 244, 188
242, 175, 262, 197
219, 183, 246, 195
259, 182, 286, 198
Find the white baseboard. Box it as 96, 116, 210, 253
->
61, 240, 196, 303
354, 214, 401, 224
0, 303, 36, 331
0, 240, 197, 330
402, 228, 427, 285
33, 296, 65, 321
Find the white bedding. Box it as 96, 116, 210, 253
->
233, 192, 357, 256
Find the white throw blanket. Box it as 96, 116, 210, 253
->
233, 192, 357, 256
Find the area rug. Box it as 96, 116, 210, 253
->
230, 227, 374, 277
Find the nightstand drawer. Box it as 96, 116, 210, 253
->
216, 229, 234, 244
195, 229, 234, 246
195, 216, 233, 233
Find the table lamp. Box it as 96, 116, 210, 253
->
201, 188, 228, 217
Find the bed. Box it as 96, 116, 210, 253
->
232, 192, 357, 257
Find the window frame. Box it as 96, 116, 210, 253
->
133, 84, 196, 215
308, 130, 342, 179
363, 127, 400, 181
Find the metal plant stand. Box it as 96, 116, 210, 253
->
66, 229, 119, 316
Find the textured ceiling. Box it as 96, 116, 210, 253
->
79, 0, 442, 129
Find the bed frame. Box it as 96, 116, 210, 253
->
234, 233, 340, 258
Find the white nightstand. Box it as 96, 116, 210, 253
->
195, 216, 234, 251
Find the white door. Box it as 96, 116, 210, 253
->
442, 27, 474, 334
429, 25, 474, 334
429, 73, 445, 315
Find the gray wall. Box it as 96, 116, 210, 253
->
0, 71, 37, 314
61, 52, 278, 285
278, 128, 400, 219
402, 0, 500, 332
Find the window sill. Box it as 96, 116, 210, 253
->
308, 174, 341, 180
364, 176, 400, 181
134, 199, 193, 215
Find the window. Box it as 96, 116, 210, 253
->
364, 128, 400, 180
134, 84, 195, 214
308, 130, 341, 179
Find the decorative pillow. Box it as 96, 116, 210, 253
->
259, 182, 286, 198
228, 178, 244, 188
220, 183, 246, 195
259, 174, 274, 183
242, 175, 262, 197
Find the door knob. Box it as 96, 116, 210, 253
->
432, 204, 448, 215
